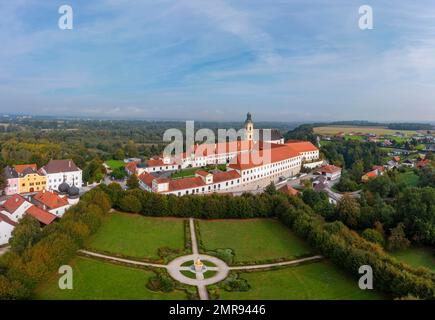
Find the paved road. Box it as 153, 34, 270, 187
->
229, 255, 323, 270
189, 218, 199, 255
79, 250, 166, 268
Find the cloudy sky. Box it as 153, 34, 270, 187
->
1, 0, 435, 122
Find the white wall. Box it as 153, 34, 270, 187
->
47, 171, 82, 191
0, 221, 14, 246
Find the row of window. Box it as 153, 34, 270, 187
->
175, 178, 241, 196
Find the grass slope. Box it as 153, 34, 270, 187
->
218, 261, 384, 300
390, 247, 435, 271
88, 212, 186, 260
199, 219, 313, 263
35, 257, 186, 300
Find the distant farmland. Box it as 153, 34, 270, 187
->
313, 126, 417, 136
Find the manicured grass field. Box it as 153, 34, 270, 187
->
198, 219, 313, 263
171, 167, 197, 179
105, 160, 125, 170
397, 171, 420, 187
314, 126, 417, 136
218, 261, 384, 300
390, 247, 435, 271
35, 257, 187, 300
88, 212, 186, 260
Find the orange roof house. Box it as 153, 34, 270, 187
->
14, 164, 37, 174
125, 161, 137, 175
33, 190, 69, 210
25, 205, 57, 225
278, 184, 300, 196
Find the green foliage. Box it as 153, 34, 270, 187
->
0, 188, 111, 299
361, 228, 385, 246
127, 174, 139, 189
264, 182, 277, 195
388, 223, 411, 251
210, 248, 234, 265
9, 215, 42, 254
220, 273, 250, 292
147, 272, 175, 292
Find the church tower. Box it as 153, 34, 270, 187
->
244, 112, 254, 141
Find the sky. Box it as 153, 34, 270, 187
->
1, 0, 435, 122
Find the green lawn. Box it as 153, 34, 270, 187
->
390, 247, 435, 271
35, 257, 187, 300
171, 167, 198, 179
198, 219, 313, 263
105, 160, 125, 170
87, 212, 186, 260
218, 261, 384, 300
397, 171, 419, 187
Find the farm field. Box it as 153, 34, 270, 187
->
390, 247, 435, 271
105, 160, 125, 170
87, 212, 186, 260
34, 257, 187, 300
314, 126, 417, 136
217, 261, 385, 300
198, 219, 313, 263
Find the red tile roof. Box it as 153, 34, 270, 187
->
278, 184, 300, 196
417, 159, 431, 168
14, 164, 37, 174
125, 161, 137, 174
2, 194, 26, 213
228, 144, 300, 170
138, 172, 155, 188
26, 205, 57, 225
0, 212, 17, 226
285, 141, 318, 153
33, 190, 69, 210
212, 170, 240, 183
195, 170, 210, 177
147, 158, 165, 167
318, 165, 341, 174
42, 160, 79, 173
167, 177, 205, 191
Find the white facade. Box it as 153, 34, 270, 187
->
236, 156, 302, 185
46, 171, 82, 191
0, 201, 32, 223
0, 220, 14, 246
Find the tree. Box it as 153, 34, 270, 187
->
361, 228, 384, 245
9, 215, 42, 254
264, 182, 277, 195
335, 195, 360, 228
114, 149, 125, 160
127, 174, 139, 189
388, 223, 411, 251
119, 195, 142, 213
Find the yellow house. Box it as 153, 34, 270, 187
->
15, 164, 47, 193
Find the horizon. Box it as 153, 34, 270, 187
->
1, 1, 435, 121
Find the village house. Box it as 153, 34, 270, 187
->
362, 166, 384, 182
41, 159, 82, 191
316, 165, 342, 181
0, 194, 57, 245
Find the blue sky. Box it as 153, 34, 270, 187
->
1, 0, 435, 122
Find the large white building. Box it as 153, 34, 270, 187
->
41, 159, 83, 191
136, 113, 320, 196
